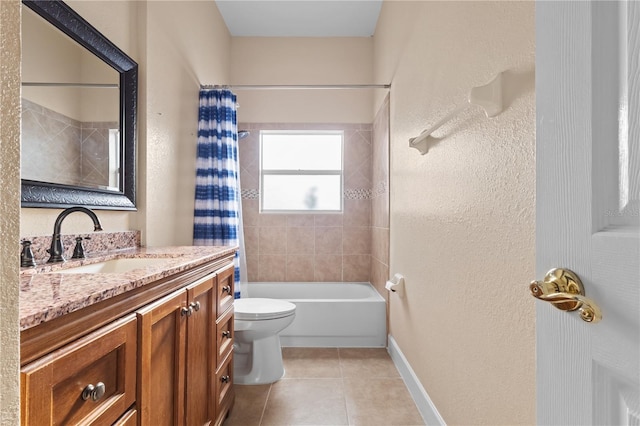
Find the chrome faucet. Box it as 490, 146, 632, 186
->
47, 207, 103, 263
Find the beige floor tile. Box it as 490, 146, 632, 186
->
223, 384, 270, 426
339, 348, 400, 378
343, 378, 424, 426
282, 347, 341, 378
261, 378, 348, 425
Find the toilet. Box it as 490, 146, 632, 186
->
233, 298, 296, 385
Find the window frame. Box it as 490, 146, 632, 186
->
259, 130, 344, 214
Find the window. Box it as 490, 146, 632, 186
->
260, 131, 343, 212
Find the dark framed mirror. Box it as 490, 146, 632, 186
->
21, 0, 137, 210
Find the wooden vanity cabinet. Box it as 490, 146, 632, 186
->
20, 255, 235, 426
137, 263, 235, 426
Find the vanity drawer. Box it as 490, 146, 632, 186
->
21, 315, 137, 426
214, 353, 234, 425
216, 307, 234, 370
216, 263, 235, 317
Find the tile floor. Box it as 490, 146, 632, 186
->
223, 347, 425, 426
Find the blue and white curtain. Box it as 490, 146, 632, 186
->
193, 89, 246, 298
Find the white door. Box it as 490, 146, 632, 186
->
536, 1, 639, 425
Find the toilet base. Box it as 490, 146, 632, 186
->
233, 334, 285, 385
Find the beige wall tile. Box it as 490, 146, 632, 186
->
343, 255, 370, 282
370, 259, 389, 301
314, 213, 343, 227
259, 227, 286, 254
314, 255, 343, 282
344, 199, 371, 227
286, 227, 315, 254
286, 214, 315, 227
343, 227, 371, 255
286, 255, 315, 282
258, 255, 286, 282
371, 226, 389, 264
246, 255, 259, 282
258, 214, 287, 227
315, 227, 343, 254
242, 199, 259, 227
243, 226, 259, 256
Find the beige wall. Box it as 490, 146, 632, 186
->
375, 1, 536, 425
232, 37, 375, 124
140, 1, 231, 246
0, 0, 21, 423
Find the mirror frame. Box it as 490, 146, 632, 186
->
21, 0, 137, 210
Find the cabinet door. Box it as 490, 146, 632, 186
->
185, 274, 216, 425
137, 290, 187, 426
21, 315, 137, 426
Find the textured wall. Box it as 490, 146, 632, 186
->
239, 122, 374, 282
375, 2, 536, 424
141, 1, 231, 246
232, 37, 375, 124
0, 0, 21, 423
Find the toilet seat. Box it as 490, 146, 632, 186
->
235, 298, 296, 320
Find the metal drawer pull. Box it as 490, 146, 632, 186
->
222, 330, 231, 338
529, 268, 602, 323
220, 375, 230, 383
221, 285, 231, 294
181, 306, 193, 317
82, 382, 106, 402
189, 301, 201, 312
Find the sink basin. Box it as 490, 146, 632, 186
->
56, 257, 170, 274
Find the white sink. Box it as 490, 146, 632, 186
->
57, 257, 170, 274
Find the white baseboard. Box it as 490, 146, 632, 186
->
387, 335, 446, 426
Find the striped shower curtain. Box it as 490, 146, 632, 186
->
193, 89, 245, 298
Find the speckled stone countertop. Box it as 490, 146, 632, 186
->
20, 246, 237, 331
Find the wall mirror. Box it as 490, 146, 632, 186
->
21, 0, 138, 210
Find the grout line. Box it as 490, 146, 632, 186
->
257, 383, 272, 426
337, 348, 353, 426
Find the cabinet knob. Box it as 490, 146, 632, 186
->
81, 382, 106, 402
181, 306, 193, 317
189, 301, 201, 312
222, 330, 231, 338
220, 375, 230, 383
222, 285, 231, 294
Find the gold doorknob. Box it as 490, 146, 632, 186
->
530, 268, 602, 323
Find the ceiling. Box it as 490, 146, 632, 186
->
214, 1, 383, 37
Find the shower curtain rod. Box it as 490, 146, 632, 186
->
200, 84, 391, 90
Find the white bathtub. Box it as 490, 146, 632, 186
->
245, 282, 387, 347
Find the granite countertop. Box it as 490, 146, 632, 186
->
20, 246, 237, 331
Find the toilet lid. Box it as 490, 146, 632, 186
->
234, 298, 296, 320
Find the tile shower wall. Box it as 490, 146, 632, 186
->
22, 98, 116, 188
370, 95, 390, 298
239, 123, 374, 282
